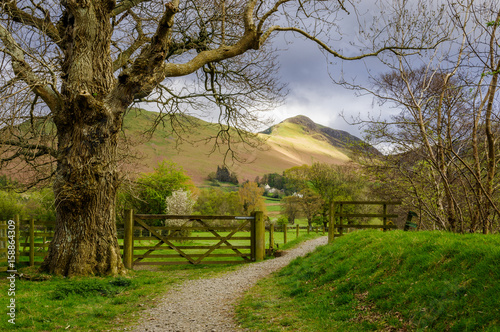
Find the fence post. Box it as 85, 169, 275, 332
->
269, 224, 274, 250
296, 224, 299, 238
14, 215, 19, 264
383, 204, 387, 232
329, 203, 334, 243
123, 209, 134, 269
0, 221, 4, 254
339, 203, 344, 236
283, 224, 287, 244
29, 218, 34, 266
252, 211, 265, 261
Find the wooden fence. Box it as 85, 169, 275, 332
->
0, 220, 10, 272
122, 210, 265, 268
268, 224, 326, 250
328, 201, 401, 242
0, 216, 56, 271
0, 210, 328, 271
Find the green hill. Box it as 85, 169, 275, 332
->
121, 109, 375, 184
0, 109, 377, 185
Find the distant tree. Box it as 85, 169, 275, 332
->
165, 189, 196, 239
280, 195, 301, 224
283, 165, 310, 193
0, 191, 23, 221
276, 215, 289, 226
260, 173, 285, 190
165, 189, 196, 216
22, 188, 56, 222
194, 188, 242, 216
296, 188, 323, 231
308, 163, 366, 224
213, 165, 239, 185
239, 182, 265, 215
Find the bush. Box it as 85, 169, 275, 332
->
0, 190, 22, 220
194, 188, 242, 216
121, 161, 192, 215
277, 215, 289, 225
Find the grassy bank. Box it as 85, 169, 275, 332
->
237, 230, 500, 331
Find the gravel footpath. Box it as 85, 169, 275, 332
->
129, 236, 328, 332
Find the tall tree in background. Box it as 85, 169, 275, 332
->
0, 0, 445, 275
351, 1, 500, 233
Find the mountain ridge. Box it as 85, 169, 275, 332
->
262, 115, 380, 156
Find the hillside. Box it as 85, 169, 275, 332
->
0, 109, 377, 185
120, 110, 374, 184
262, 115, 380, 158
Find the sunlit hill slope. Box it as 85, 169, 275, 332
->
120, 110, 377, 184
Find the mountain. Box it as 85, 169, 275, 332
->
0, 110, 378, 186
262, 115, 380, 157
119, 110, 378, 184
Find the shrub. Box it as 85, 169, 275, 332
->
0, 190, 23, 220
121, 161, 192, 215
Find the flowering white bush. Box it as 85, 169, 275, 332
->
165, 190, 196, 238
165, 189, 196, 216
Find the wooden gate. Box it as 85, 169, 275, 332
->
122, 210, 265, 268
328, 201, 401, 242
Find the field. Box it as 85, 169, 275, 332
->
4, 229, 500, 331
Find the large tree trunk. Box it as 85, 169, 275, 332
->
40, 0, 126, 276
41, 113, 125, 276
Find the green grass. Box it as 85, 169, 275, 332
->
236, 230, 500, 331
0, 264, 238, 331
1, 230, 323, 331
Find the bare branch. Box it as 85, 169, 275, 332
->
1, 0, 62, 47
262, 26, 447, 59
0, 23, 61, 112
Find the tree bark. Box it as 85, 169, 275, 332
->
40, 0, 125, 276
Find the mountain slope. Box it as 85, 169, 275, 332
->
0, 110, 376, 186
262, 115, 380, 156
120, 110, 374, 184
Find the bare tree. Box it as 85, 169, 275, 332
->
0, 0, 445, 275
349, 0, 500, 233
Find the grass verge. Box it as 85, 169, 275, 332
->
236, 230, 500, 331
0, 263, 241, 331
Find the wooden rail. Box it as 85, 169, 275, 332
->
0, 211, 267, 271
328, 201, 401, 243
122, 210, 265, 269
267, 224, 325, 251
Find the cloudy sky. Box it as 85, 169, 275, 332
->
270, 35, 380, 139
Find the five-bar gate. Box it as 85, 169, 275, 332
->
122, 210, 265, 268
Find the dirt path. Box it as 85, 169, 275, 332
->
128, 236, 328, 332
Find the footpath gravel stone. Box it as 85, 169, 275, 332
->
129, 236, 328, 332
